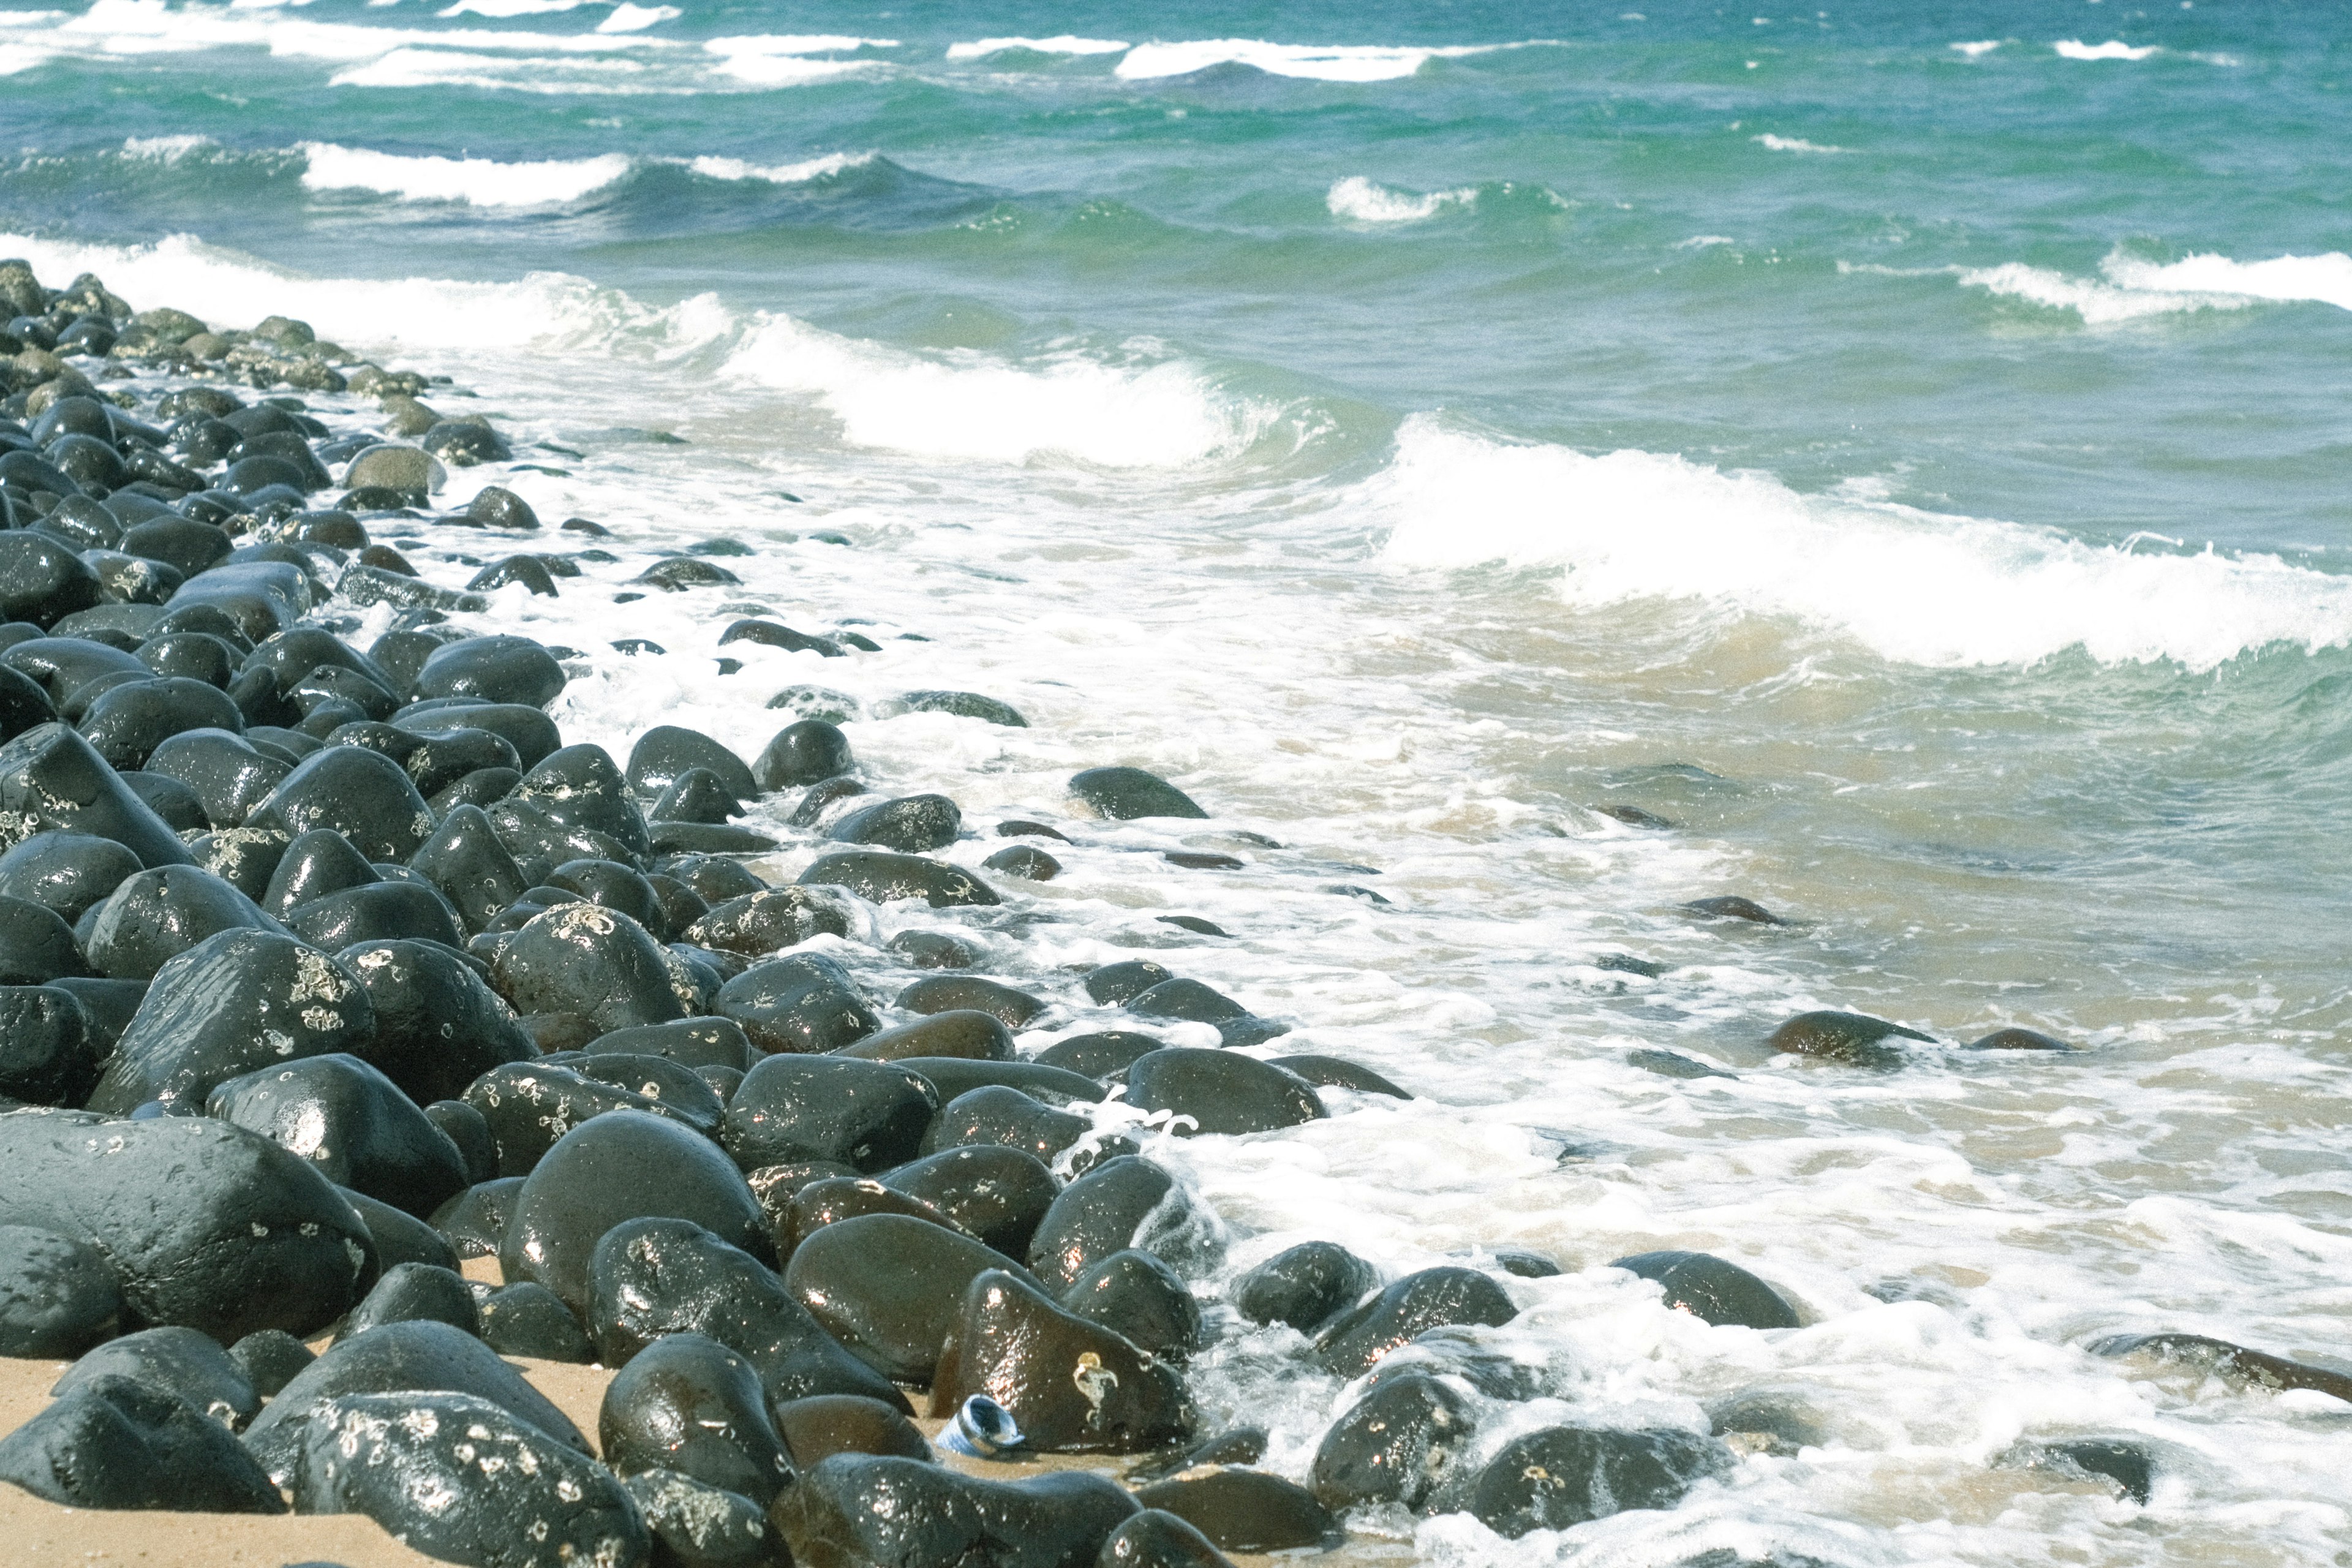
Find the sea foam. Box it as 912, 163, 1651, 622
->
1114, 39, 1515, 83
1325, 176, 1472, 224
1958, 249, 2352, 323
1370, 416, 2352, 670
2053, 39, 2158, 61
299, 141, 631, 205
688, 151, 874, 185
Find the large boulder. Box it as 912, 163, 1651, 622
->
0, 723, 193, 868
774, 1454, 1137, 1568
929, 1269, 1194, 1453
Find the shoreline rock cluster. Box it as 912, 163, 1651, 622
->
0, 257, 2324, 1564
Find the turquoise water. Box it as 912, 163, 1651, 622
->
7, 3, 2352, 1562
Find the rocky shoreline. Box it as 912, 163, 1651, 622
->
0, 257, 2326, 1567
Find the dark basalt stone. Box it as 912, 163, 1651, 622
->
206, 1053, 470, 1219
0, 533, 102, 628
625, 1469, 778, 1568
1316, 1268, 1520, 1376
1128, 1469, 1335, 1553
1097, 1510, 1238, 1568
408, 803, 527, 936
1035, 1031, 1166, 1080
227, 1328, 315, 1398
568, 1052, 726, 1134
718, 618, 838, 657
930, 1268, 1193, 1453
0, 832, 138, 924
772, 1393, 930, 1466
1124, 1049, 1325, 1138
189, 823, 292, 903
343, 1186, 461, 1274
773, 1454, 1139, 1568
897, 974, 1044, 1027
546, 856, 662, 929
1612, 1250, 1799, 1330
394, 700, 561, 770
647, 821, 779, 856
513, 744, 651, 858
586, 1216, 909, 1411
135, 630, 241, 688
1767, 1010, 1934, 1066
600, 1330, 794, 1504
901, 690, 1027, 728
51, 1323, 260, 1431
635, 556, 739, 590
0, 1374, 284, 1513
493, 903, 691, 1035
627, 725, 758, 803
462, 483, 537, 529
274, 1392, 647, 1567
0, 723, 193, 868
336, 1261, 481, 1341
413, 635, 564, 710
1310, 1371, 1474, 1512
1269, 1054, 1411, 1099
984, 844, 1061, 880
1967, 1026, 2078, 1052
1682, 894, 1784, 924
339, 938, 537, 1107
1085, 961, 1174, 1005
116, 769, 208, 833
259, 827, 380, 917
1069, 766, 1206, 821
785, 1213, 1041, 1384
650, 767, 743, 826
713, 954, 878, 1055
2088, 1331, 2352, 1404
885, 927, 974, 970
478, 1280, 594, 1363
592, 1016, 753, 1072
1027, 1156, 1213, 1292
2004, 1438, 2154, 1504
900, 1058, 1106, 1108
86, 929, 373, 1115
463, 1060, 693, 1178
501, 1109, 769, 1317
916, 1085, 1098, 1172
881, 1145, 1060, 1259
753, 718, 851, 791
250, 744, 432, 863
77, 676, 243, 771
782, 1178, 971, 1260
785, 777, 865, 829
685, 888, 849, 957
286, 880, 464, 951
429, 1177, 524, 1260
829, 793, 962, 854
0, 1109, 377, 1341
799, 850, 1001, 909
142, 728, 288, 827
1467, 1425, 1731, 1537
1062, 1248, 1204, 1357
0, 897, 85, 984
1124, 978, 1246, 1024
837, 1008, 1014, 1063
244, 1318, 587, 1468
0, 1223, 121, 1357
995, 820, 1071, 842
404, 726, 524, 799
80, 862, 281, 981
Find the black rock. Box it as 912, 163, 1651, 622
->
600, 1330, 793, 1504
1085, 963, 1174, 1005
227, 1327, 315, 1398
1269, 1054, 1410, 1099
625, 1469, 778, 1568
0, 1109, 376, 1340
409, 802, 529, 935
1035, 1031, 1170, 1080
513, 744, 650, 857
251, 743, 433, 863
493, 903, 692, 1034
479, 1280, 594, 1363
1124, 1049, 1325, 1137
404, 725, 524, 798
343, 1186, 461, 1273
1027, 1156, 1216, 1291
413, 635, 564, 709
1467, 1425, 1732, 1537
884, 929, 973, 971
1683, 894, 1784, 924
627, 725, 757, 802
76, 676, 243, 772
1062, 1248, 1204, 1357
86, 929, 374, 1114
771, 1393, 931, 1467
285, 878, 463, 952
394, 700, 560, 770
141, 728, 289, 827
930, 1268, 1193, 1452
684, 888, 849, 957
461, 1060, 687, 1177
712, 953, 879, 1055
780, 1178, 970, 1261
0, 895, 85, 984
1310, 1371, 1474, 1512
1098, 1510, 1239, 1568
721, 1054, 938, 1173
1767, 1010, 1934, 1066
0, 831, 140, 925
839, 1011, 1013, 1066
1612, 1250, 1800, 1330
1069, 766, 1206, 821
116, 767, 208, 832
1128, 1469, 1335, 1553
0, 1223, 120, 1356
206, 1052, 470, 1218
592, 1016, 753, 1072
985, 843, 1061, 880
882, 1145, 1060, 1257
1967, 1026, 2079, 1052
1235, 1242, 1379, 1335
0, 1373, 284, 1512
829, 793, 961, 854
2087, 1330, 2352, 1404
570, 1051, 726, 1133
586, 1216, 908, 1411
774, 1454, 1138, 1568
339, 937, 537, 1106
916, 1085, 1101, 1170
0, 533, 102, 628
799, 849, 1001, 909
274, 1391, 647, 1566
0, 722, 193, 868
1125, 978, 1246, 1025
501, 1109, 768, 1317
259, 826, 379, 917
1317, 1268, 1520, 1376
429, 1177, 523, 1259
752, 718, 851, 791
898, 974, 1044, 1027
785, 1213, 1039, 1384
336, 1261, 481, 1340
51, 1322, 259, 1432
902, 690, 1027, 727
650, 766, 744, 825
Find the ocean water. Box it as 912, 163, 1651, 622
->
7, 2, 2352, 1562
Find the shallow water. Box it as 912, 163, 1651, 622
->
6, 1, 2352, 1562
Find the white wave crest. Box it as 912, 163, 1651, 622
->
596, 4, 674, 32
1675, 235, 1738, 249
1325, 176, 1472, 224
1114, 39, 1513, 83
722, 317, 1267, 469
1950, 40, 2002, 58
1753, 133, 1847, 154
0, 42, 55, 74
300, 141, 630, 204
1371, 417, 2352, 670
1958, 249, 2352, 323
701, 34, 892, 85
328, 46, 647, 90
2054, 39, 2157, 61
944, 36, 1129, 61
435, 0, 585, 16
688, 151, 873, 184
122, 133, 216, 160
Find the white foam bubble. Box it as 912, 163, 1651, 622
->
1325, 176, 1472, 224
298, 141, 631, 205
121, 132, 216, 159
327, 45, 648, 90
2108, 251, 2352, 313
0, 42, 55, 74
701, 34, 892, 85
944, 35, 1129, 61
687, 151, 873, 185
2054, 38, 2158, 60
1370, 415, 2352, 670
1114, 38, 1512, 83
435, 0, 585, 16
595, 3, 674, 33
721, 315, 1271, 469
1949, 39, 2002, 57
1675, 235, 1738, 249
1752, 133, 1847, 154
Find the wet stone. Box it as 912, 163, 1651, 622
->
882, 1144, 1060, 1257
492, 903, 690, 1035
785, 1213, 1040, 1384
627, 724, 758, 802
0, 723, 194, 869
1027, 1155, 1213, 1292
1269, 1054, 1410, 1099
829, 793, 962, 854
0, 983, 100, 1106
0, 1223, 121, 1357
1767, 1009, 1934, 1066
1068, 766, 1207, 822
600, 1330, 794, 1504
1084, 960, 1174, 1005
1612, 1250, 1800, 1330
886, 928, 975, 969
1466, 1425, 1732, 1538
1035, 1031, 1167, 1080
624, 1469, 777, 1568
753, 718, 851, 790
930, 1268, 1194, 1453
985, 843, 1061, 880
1061, 1248, 1205, 1358
409, 803, 528, 935
774, 1455, 1139, 1568
339, 938, 536, 1107
336, 1261, 481, 1341
143, 729, 289, 829
898, 973, 1044, 1027
1128, 1469, 1336, 1554
0, 1374, 284, 1513
799, 849, 1001, 910
1123, 1049, 1325, 1137
837, 1008, 1015, 1063
412, 635, 564, 710
1316, 1267, 1520, 1377
1309, 1371, 1475, 1513
685, 888, 849, 957
713, 953, 879, 1055
52, 1323, 259, 1431
1097, 1510, 1239, 1568
424, 1098, 499, 1186
205, 1052, 469, 1219
249, 744, 432, 863
227, 1328, 315, 1399
429, 1177, 524, 1260
771, 1393, 932, 1467
478, 1280, 594, 1363
918, 1085, 1104, 1170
